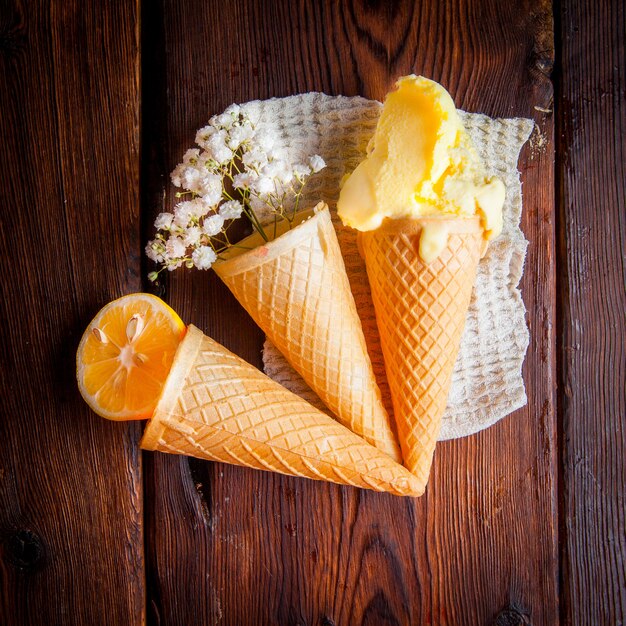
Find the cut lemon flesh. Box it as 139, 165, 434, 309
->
77, 293, 186, 420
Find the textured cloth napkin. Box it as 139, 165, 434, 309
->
239, 94, 533, 440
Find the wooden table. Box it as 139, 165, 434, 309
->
1, 1, 624, 624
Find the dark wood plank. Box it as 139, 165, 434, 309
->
142, 1, 558, 624
0, 1, 144, 624
557, 0, 626, 623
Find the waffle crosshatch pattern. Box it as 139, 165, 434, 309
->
360, 220, 483, 485
141, 327, 422, 496
214, 205, 401, 460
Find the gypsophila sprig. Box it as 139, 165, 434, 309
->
146, 106, 326, 280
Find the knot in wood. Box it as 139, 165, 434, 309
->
493, 605, 531, 626
3, 529, 45, 570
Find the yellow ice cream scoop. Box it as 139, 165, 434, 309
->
337, 75, 505, 262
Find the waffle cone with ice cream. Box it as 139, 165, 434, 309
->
358, 217, 484, 485
338, 76, 506, 487
141, 325, 420, 496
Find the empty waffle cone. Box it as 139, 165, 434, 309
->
141, 326, 421, 496
359, 217, 484, 488
213, 203, 401, 462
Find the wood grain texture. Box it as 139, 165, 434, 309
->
142, 1, 558, 624
0, 1, 144, 624
557, 0, 626, 623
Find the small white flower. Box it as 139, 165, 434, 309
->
293, 163, 312, 180
227, 124, 255, 150
233, 171, 258, 189
201, 191, 221, 208
242, 147, 268, 169
173, 201, 197, 228
211, 143, 234, 165
203, 213, 225, 236
210, 112, 235, 129
219, 200, 244, 220
183, 148, 201, 165
180, 166, 203, 193
195, 125, 217, 148
226, 132, 243, 151
254, 176, 274, 195
145, 241, 164, 263
165, 236, 187, 259
197, 173, 222, 199
183, 226, 202, 247
189, 197, 213, 217
224, 103, 241, 117
198, 151, 216, 169
203, 130, 232, 163
170, 164, 185, 187
308, 155, 326, 173
154, 212, 174, 230
207, 129, 227, 147
192, 246, 217, 270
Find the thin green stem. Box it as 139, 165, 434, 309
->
244, 205, 268, 241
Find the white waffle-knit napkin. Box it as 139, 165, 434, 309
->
237, 94, 533, 440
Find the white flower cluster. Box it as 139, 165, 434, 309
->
146, 104, 326, 280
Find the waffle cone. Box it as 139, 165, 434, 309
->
213, 203, 401, 462
359, 217, 484, 487
141, 326, 421, 496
